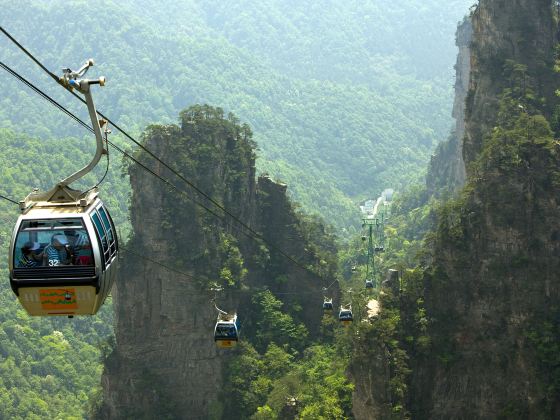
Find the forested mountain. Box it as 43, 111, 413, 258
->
0, 0, 471, 229
99, 105, 347, 418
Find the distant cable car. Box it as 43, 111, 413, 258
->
374, 246, 384, 252
8, 59, 118, 317
339, 305, 353, 325
323, 297, 333, 311
365, 279, 374, 289
214, 312, 239, 348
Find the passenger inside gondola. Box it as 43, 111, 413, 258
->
215, 323, 238, 339
43, 235, 71, 266
339, 310, 353, 321
66, 230, 93, 265
17, 241, 43, 268
14, 219, 94, 267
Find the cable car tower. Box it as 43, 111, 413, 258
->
360, 189, 392, 289
8, 59, 118, 317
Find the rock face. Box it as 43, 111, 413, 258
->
420, 2, 560, 418
98, 106, 337, 419
99, 111, 250, 419
420, 0, 560, 419
350, 270, 401, 420
352, 2, 560, 419
255, 175, 336, 338
349, 346, 391, 420
464, 0, 558, 170
427, 17, 471, 193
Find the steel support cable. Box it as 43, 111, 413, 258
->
0, 194, 19, 205
0, 27, 298, 273
0, 60, 243, 230
104, 245, 326, 296
0, 30, 337, 290
0, 62, 301, 269
0, 26, 59, 82
0, 193, 325, 298
0, 61, 92, 132
73, 96, 321, 286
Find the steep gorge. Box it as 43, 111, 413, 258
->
98, 106, 338, 419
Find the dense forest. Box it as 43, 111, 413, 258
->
0, 0, 471, 230
0, 0, 471, 414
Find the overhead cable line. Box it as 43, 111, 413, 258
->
0, 27, 59, 82
0, 192, 328, 297
0, 60, 238, 228
0, 194, 19, 205
0, 60, 323, 281
0, 28, 338, 290
1, 26, 269, 244
0, 60, 93, 132
110, 245, 328, 296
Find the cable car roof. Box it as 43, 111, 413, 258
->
20, 189, 99, 216
19, 206, 91, 218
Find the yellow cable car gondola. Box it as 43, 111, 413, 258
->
8, 59, 118, 317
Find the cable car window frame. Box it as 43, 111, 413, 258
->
105, 207, 119, 253
97, 206, 117, 259
12, 218, 94, 269
214, 323, 238, 340
90, 211, 109, 269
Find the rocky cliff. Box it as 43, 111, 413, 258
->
97, 106, 337, 419
352, 1, 560, 419
427, 17, 471, 193
349, 271, 401, 420
464, 0, 558, 169
420, 1, 560, 417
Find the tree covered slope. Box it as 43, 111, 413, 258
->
0, 0, 471, 229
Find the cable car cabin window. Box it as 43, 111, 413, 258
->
215, 324, 238, 340
91, 212, 110, 265
339, 311, 353, 321
97, 206, 117, 258
14, 219, 94, 268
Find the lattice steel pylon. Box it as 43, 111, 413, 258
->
361, 190, 392, 288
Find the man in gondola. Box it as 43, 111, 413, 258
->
44, 234, 71, 266
65, 230, 93, 265
18, 241, 42, 267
